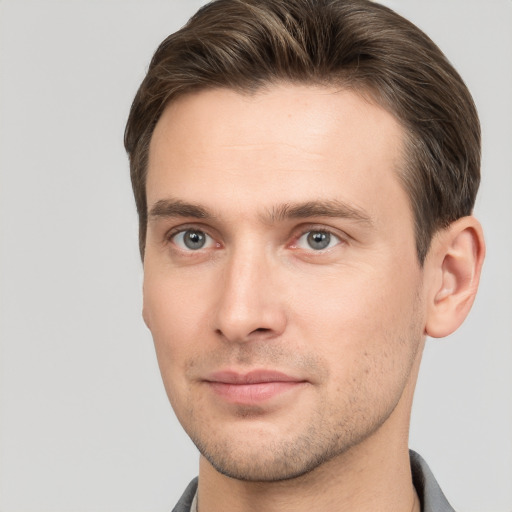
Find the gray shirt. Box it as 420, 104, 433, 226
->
171, 450, 455, 512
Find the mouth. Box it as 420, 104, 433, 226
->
204, 370, 307, 404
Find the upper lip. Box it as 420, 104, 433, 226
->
205, 370, 305, 384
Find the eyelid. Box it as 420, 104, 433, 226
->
289, 224, 347, 250
165, 223, 221, 251
162, 222, 348, 252
165, 222, 213, 240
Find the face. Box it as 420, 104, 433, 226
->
143, 84, 427, 481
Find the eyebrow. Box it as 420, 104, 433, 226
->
266, 200, 373, 226
148, 199, 212, 220
148, 198, 373, 226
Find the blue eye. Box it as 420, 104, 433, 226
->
296, 230, 340, 251
172, 229, 214, 250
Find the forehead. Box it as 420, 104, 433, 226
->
147, 84, 407, 222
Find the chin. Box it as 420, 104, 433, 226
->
191, 427, 359, 483
203, 450, 329, 482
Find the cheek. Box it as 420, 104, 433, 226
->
290, 260, 423, 363
143, 272, 210, 372
297, 273, 423, 419
142, 277, 206, 413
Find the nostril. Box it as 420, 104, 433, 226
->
252, 327, 270, 334
215, 326, 272, 341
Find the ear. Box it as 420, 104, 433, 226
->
424, 216, 485, 338
142, 303, 151, 329
142, 279, 152, 330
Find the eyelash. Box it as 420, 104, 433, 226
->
165, 225, 219, 252
291, 228, 342, 251
164, 224, 346, 254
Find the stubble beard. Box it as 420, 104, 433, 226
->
183, 382, 405, 483
171, 300, 425, 483
192, 417, 378, 482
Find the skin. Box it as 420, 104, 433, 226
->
142, 84, 484, 512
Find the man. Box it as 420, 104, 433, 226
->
124, 0, 485, 510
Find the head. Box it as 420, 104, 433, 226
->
125, 0, 481, 263
124, 0, 484, 483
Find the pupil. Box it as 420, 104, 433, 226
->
184, 230, 205, 249
307, 231, 330, 250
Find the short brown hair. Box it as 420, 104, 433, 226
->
124, 0, 480, 262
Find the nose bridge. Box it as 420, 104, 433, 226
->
213, 238, 285, 342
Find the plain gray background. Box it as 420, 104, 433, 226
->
0, 1, 511, 511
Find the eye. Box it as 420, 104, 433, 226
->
295, 230, 341, 251
171, 229, 216, 251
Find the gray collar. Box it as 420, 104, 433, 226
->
410, 450, 455, 512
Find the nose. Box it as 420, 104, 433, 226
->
212, 245, 287, 343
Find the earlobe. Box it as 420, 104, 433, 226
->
142, 306, 151, 329
142, 297, 152, 329
141, 276, 152, 329
425, 216, 485, 339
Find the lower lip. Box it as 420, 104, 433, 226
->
207, 381, 304, 404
